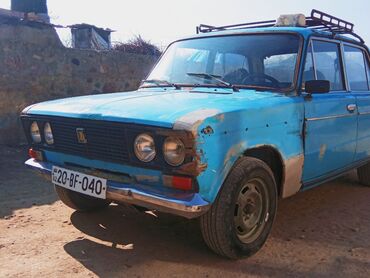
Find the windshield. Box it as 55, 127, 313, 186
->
144, 34, 300, 91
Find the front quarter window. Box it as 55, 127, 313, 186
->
303, 42, 315, 83
144, 34, 301, 91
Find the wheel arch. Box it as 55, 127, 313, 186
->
242, 145, 303, 198
243, 146, 285, 198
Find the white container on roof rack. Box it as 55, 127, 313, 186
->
275, 14, 306, 27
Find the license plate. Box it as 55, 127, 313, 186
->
52, 166, 107, 199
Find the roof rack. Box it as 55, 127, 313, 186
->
196, 9, 365, 44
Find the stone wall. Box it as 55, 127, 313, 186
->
0, 21, 158, 145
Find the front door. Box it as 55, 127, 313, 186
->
302, 39, 357, 184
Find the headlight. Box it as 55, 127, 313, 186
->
163, 137, 185, 166
30, 122, 41, 143
134, 134, 156, 162
44, 122, 54, 145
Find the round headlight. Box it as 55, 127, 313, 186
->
163, 137, 185, 166
134, 134, 156, 162
30, 122, 41, 143
44, 122, 54, 145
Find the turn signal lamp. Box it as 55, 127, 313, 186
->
163, 175, 193, 191
28, 148, 44, 161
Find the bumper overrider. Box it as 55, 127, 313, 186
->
25, 158, 210, 218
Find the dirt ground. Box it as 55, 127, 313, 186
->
1, 146, 370, 278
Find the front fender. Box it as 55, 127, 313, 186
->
186, 97, 305, 203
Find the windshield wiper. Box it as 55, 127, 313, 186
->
186, 72, 239, 92
141, 79, 181, 90
238, 84, 282, 92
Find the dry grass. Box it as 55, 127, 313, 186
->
113, 35, 161, 57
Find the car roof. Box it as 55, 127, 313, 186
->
180, 27, 366, 48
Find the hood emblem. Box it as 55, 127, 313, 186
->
76, 128, 87, 144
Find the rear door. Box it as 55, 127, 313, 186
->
302, 39, 357, 184
342, 44, 370, 161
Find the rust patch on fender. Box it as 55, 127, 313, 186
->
319, 144, 327, 161
175, 160, 207, 176
173, 109, 221, 136
281, 154, 304, 198
224, 142, 247, 167
175, 149, 207, 176
219, 142, 248, 179
201, 126, 214, 135
215, 113, 225, 122
171, 109, 222, 176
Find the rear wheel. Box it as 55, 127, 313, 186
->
55, 185, 110, 212
200, 157, 277, 259
357, 162, 370, 186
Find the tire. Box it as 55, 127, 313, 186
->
200, 157, 277, 259
54, 185, 110, 212
357, 162, 370, 186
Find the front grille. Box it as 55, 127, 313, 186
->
49, 117, 130, 163
22, 115, 194, 173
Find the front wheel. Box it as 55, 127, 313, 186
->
200, 157, 277, 259
54, 185, 110, 212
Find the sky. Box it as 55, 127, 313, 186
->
0, 0, 369, 48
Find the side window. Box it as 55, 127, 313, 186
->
303, 42, 315, 82
312, 40, 345, 91
344, 45, 369, 91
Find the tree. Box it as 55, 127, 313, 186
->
11, 0, 48, 14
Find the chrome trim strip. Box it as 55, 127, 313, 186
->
359, 111, 370, 116
306, 113, 355, 121
25, 159, 210, 219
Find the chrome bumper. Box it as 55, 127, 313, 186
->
25, 159, 210, 218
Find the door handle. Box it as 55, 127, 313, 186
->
347, 104, 357, 113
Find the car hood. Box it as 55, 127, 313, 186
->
24, 88, 279, 129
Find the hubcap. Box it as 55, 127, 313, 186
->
234, 178, 269, 244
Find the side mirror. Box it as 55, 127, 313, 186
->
305, 80, 330, 94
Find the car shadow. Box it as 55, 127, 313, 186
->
64, 172, 370, 277
64, 205, 316, 277
0, 146, 58, 218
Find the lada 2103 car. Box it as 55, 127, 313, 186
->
22, 10, 370, 259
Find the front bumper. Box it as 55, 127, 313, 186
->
25, 158, 210, 218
